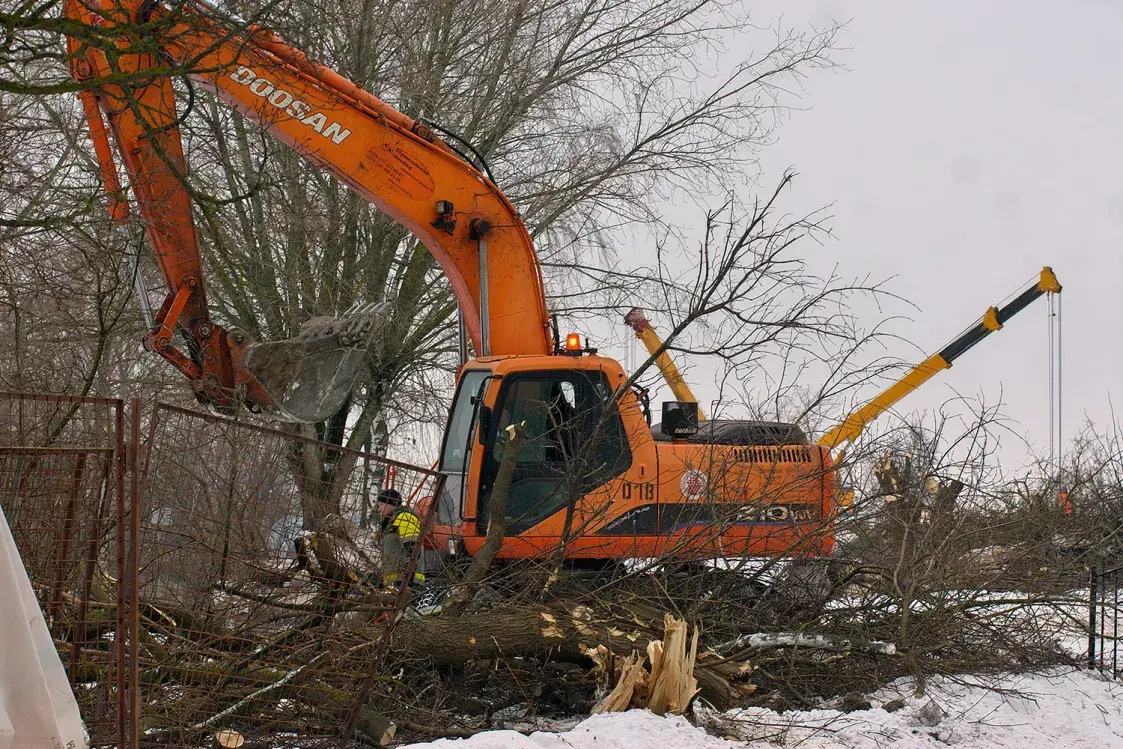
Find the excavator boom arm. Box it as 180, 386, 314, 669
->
65, 0, 553, 413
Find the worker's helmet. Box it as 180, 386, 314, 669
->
377, 488, 402, 507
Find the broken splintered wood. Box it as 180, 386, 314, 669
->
592, 614, 701, 716
592, 652, 647, 713
648, 614, 699, 715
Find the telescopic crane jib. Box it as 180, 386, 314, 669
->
817, 267, 1062, 453
622, 308, 707, 420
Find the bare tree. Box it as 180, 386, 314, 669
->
0, 88, 149, 395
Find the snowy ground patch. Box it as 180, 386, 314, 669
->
708, 668, 1123, 748
401, 669, 1123, 749
400, 710, 734, 749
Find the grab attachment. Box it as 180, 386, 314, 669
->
242, 301, 391, 423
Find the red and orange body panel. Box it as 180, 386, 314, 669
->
428, 355, 836, 561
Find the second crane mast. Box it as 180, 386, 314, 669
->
623, 308, 707, 420
818, 266, 1062, 452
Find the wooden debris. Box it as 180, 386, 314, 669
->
214, 730, 245, 748
591, 615, 701, 716
592, 652, 647, 713
647, 614, 699, 715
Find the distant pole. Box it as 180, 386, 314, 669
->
1088, 567, 1098, 671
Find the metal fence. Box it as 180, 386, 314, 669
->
135, 402, 443, 747
0, 392, 136, 748
1089, 565, 1123, 678
2, 393, 443, 748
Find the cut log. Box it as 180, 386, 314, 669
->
355, 710, 396, 746
393, 605, 745, 707
214, 730, 244, 748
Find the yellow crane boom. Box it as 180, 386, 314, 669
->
818, 266, 1062, 451
623, 308, 707, 420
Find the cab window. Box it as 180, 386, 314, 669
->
439, 369, 491, 473
479, 370, 631, 534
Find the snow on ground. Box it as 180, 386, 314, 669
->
399, 710, 732, 749
400, 669, 1123, 749
711, 669, 1123, 748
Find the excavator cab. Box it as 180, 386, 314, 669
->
475, 368, 632, 535
434, 359, 635, 541
430, 353, 836, 562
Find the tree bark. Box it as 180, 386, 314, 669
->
392, 603, 747, 708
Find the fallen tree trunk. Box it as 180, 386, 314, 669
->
390, 603, 750, 708
396, 604, 643, 664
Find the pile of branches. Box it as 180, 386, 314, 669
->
48, 432, 1092, 748
53, 511, 1087, 748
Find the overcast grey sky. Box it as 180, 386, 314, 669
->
606, 0, 1122, 468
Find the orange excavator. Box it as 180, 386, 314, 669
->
65, 0, 837, 560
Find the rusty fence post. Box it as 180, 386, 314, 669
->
114, 400, 127, 749
128, 398, 142, 749
72, 454, 111, 689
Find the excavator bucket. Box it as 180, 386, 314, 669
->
242, 301, 391, 423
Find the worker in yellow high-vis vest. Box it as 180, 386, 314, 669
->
375, 489, 425, 589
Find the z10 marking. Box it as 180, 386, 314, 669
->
736, 504, 818, 523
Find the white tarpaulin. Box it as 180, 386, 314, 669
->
0, 506, 88, 749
